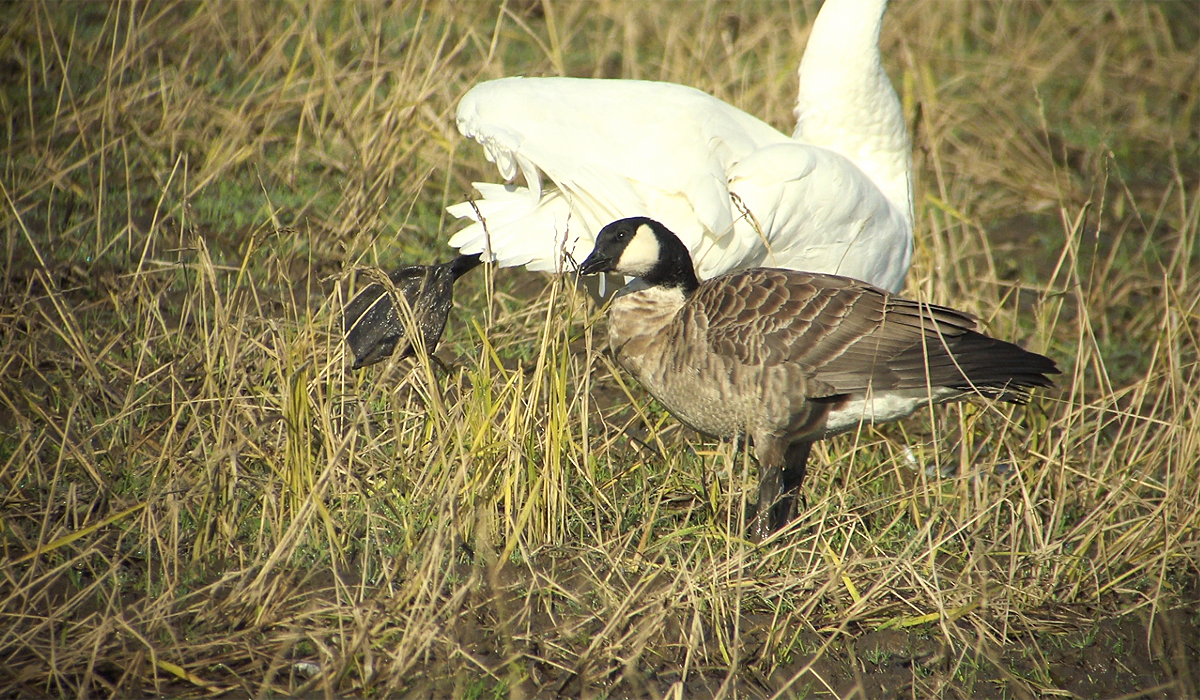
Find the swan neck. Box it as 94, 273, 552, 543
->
793, 0, 912, 223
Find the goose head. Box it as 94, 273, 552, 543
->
578, 217, 700, 294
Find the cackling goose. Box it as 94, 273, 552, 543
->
578, 217, 1059, 539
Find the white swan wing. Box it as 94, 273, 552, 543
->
728, 142, 912, 293
448, 77, 789, 274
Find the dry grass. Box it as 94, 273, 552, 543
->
1, 1, 1197, 698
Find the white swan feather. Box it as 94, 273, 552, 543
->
447, 0, 912, 292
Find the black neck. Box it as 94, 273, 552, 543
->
447, 253, 483, 279
642, 231, 700, 294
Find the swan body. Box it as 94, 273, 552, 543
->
447, 0, 913, 292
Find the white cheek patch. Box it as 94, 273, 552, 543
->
615, 223, 661, 277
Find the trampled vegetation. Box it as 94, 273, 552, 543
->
1, 1, 1197, 697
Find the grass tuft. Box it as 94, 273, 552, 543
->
1, 1, 1197, 697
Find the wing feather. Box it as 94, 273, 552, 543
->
451, 77, 790, 275
694, 269, 1055, 398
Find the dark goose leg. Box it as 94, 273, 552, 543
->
752, 439, 812, 540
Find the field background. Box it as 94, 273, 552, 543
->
1, 1, 1198, 698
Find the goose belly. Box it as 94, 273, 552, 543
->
819, 387, 965, 438
621, 349, 767, 439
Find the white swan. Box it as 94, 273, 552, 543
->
446, 0, 912, 293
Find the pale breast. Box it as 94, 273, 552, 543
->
607, 287, 802, 440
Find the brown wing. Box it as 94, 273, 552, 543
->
693, 268, 1056, 400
